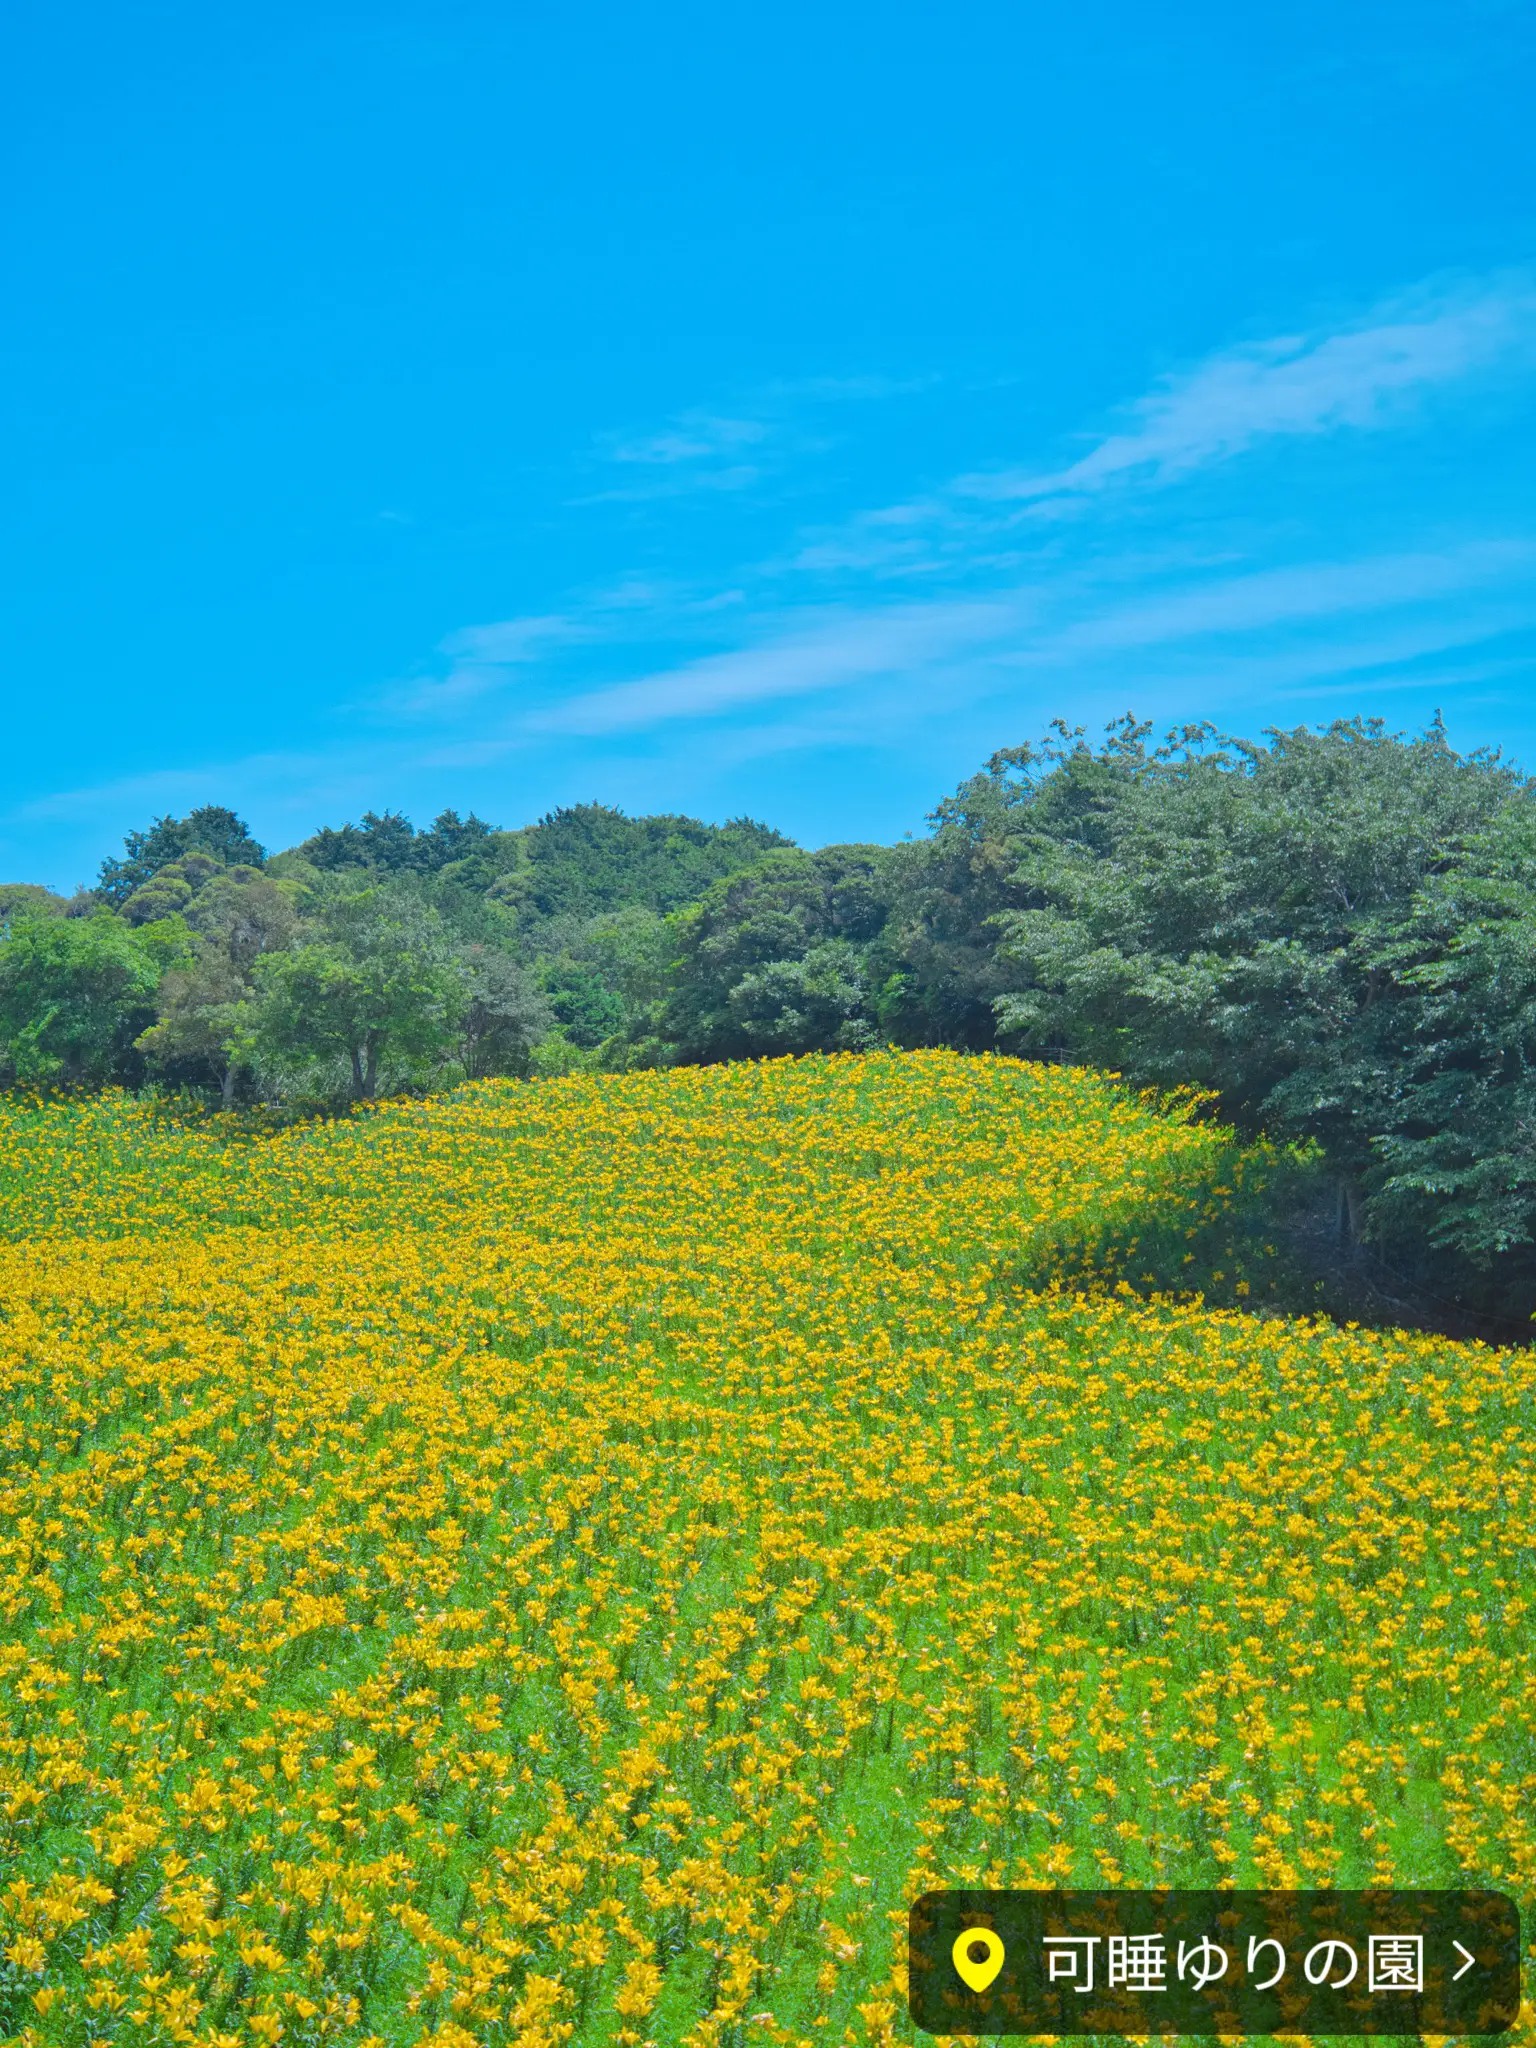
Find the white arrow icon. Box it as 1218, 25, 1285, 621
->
1452, 1941, 1476, 1982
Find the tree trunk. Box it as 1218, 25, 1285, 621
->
1336, 1177, 1363, 1250
350, 1044, 366, 1098
364, 1036, 379, 1099
221, 1062, 237, 1108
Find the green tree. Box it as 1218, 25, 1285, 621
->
540, 958, 631, 1048
120, 851, 225, 926
121, 871, 195, 926
488, 804, 791, 929
186, 867, 299, 964
299, 809, 420, 873
415, 808, 497, 873
460, 950, 554, 1078
252, 887, 467, 1098
876, 744, 1047, 1049
98, 806, 265, 906
0, 883, 70, 926
0, 914, 169, 1087
516, 906, 672, 1064
1368, 799, 1536, 1294
655, 846, 891, 1062
136, 952, 255, 1105
296, 807, 503, 877
990, 715, 1524, 1270
136, 869, 300, 1101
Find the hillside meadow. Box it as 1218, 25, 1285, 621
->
0, 1051, 1530, 2048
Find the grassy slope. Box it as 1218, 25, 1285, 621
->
0, 1052, 1530, 2048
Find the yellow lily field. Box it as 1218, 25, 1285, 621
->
0, 1050, 1530, 2048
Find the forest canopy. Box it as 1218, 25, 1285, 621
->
3, 719, 1534, 1323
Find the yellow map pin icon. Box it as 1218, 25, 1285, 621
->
952, 1926, 1006, 1993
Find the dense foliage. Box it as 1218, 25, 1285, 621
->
0, 1055, 1529, 2044
986, 719, 1536, 1317
651, 846, 894, 1064
0, 914, 180, 1088
3, 714, 1534, 1319
0, 804, 788, 1105
98, 804, 267, 909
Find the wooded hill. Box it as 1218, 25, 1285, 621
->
4, 715, 1534, 1326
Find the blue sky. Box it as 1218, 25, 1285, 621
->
4, 0, 1535, 889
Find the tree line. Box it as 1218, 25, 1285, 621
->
0, 802, 789, 1106
3, 715, 1534, 1320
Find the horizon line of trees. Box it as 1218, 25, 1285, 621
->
3, 714, 1535, 1321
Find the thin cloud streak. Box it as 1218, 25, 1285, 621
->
1031, 541, 1536, 656
573, 464, 764, 506
608, 414, 770, 466
954, 271, 1536, 503
576, 406, 776, 504
393, 614, 596, 713
518, 538, 1536, 740
526, 599, 1020, 736
1023, 615, 1536, 702
441, 615, 586, 663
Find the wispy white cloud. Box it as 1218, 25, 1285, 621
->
608, 413, 770, 467
583, 376, 935, 506
1020, 540, 1536, 657
758, 372, 939, 404
1268, 651, 1536, 705
572, 409, 776, 502
600, 378, 933, 471
441, 614, 582, 664
954, 271, 1536, 503
393, 613, 594, 713
404, 267, 1536, 763
528, 599, 1019, 736
17, 537, 1533, 885
519, 536, 1536, 740
1031, 613, 1536, 708
43, 267, 1528, 873
786, 533, 940, 575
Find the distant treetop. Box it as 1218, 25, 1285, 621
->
506, 804, 792, 924
298, 808, 496, 875
98, 805, 266, 906
0, 882, 71, 926
292, 800, 793, 924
